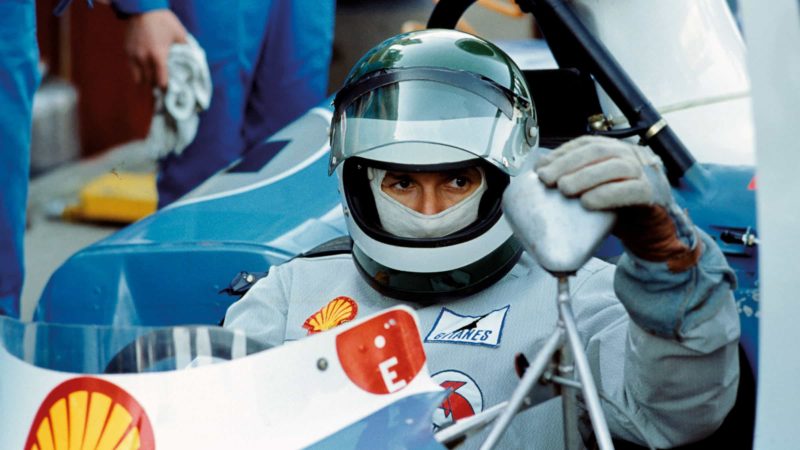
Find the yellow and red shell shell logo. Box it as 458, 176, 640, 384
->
302, 296, 358, 335
25, 377, 154, 450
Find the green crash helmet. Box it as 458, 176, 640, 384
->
330, 29, 539, 302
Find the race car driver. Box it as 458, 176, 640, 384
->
224, 29, 740, 448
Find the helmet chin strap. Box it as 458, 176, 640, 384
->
367, 167, 487, 238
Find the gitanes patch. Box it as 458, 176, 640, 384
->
425, 306, 509, 348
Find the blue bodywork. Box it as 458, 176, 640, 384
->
35, 108, 347, 327
677, 165, 759, 376
308, 392, 447, 450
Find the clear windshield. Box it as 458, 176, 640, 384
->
330, 80, 533, 175
0, 316, 268, 374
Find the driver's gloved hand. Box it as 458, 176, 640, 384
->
535, 135, 701, 272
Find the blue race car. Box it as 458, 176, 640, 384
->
38, 0, 758, 376
29, 0, 760, 448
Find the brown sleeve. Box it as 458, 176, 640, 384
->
613, 205, 703, 272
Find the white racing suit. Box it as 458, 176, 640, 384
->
224, 230, 739, 448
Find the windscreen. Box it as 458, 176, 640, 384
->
0, 316, 268, 374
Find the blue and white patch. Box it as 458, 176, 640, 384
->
425, 306, 510, 347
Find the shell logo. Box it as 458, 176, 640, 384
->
25, 377, 154, 450
303, 296, 358, 335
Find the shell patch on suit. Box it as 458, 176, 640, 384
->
303, 296, 359, 335
425, 305, 510, 347
431, 370, 484, 430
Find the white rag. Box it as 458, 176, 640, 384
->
146, 34, 212, 159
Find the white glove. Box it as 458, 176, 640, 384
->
535, 135, 701, 272
535, 135, 670, 210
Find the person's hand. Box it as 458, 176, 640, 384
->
124, 9, 188, 89
535, 135, 701, 271
535, 135, 665, 210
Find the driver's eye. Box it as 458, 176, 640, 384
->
397, 179, 412, 189
448, 176, 469, 189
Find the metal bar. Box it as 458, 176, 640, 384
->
435, 401, 508, 446
560, 343, 582, 449
557, 278, 582, 450
548, 375, 582, 390
519, 0, 698, 185
560, 300, 615, 450
427, 0, 478, 29
480, 328, 565, 450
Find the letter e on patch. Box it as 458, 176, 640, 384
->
336, 309, 425, 394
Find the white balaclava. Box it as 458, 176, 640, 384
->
367, 167, 487, 238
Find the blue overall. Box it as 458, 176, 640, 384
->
113, 0, 335, 206
0, 0, 39, 317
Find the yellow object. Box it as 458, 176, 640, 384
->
407, 0, 525, 35
63, 172, 157, 223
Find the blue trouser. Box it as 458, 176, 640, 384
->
0, 0, 39, 317
116, 0, 335, 207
